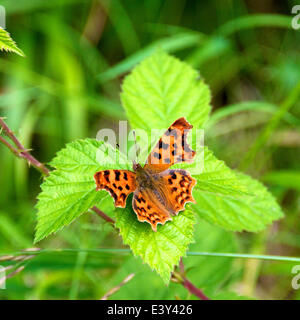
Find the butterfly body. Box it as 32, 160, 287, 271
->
134, 163, 156, 189
94, 117, 197, 231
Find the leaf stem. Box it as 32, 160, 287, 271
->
0, 118, 50, 176
91, 206, 115, 225
176, 260, 210, 300
182, 278, 210, 300
0, 135, 20, 157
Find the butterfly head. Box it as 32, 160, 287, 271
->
132, 161, 142, 172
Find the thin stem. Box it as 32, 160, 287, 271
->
0, 118, 50, 176
0, 117, 24, 150
4, 248, 300, 263
177, 260, 210, 300
101, 273, 135, 300
0, 135, 20, 157
91, 206, 115, 225
182, 278, 210, 300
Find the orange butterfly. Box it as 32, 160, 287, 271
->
94, 117, 196, 231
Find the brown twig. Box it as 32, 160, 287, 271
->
172, 260, 210, 300
0, 135, 20, 157
0, 252, 37, 286
0, 118, 50, 176
182, 277, 210, 300
91, 206, 115, 225
100, 273, 135, 300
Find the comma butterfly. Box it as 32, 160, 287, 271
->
94, 117, 196, 231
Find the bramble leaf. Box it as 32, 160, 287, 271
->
115, 206, 195, 284
192, 171, 283, 232
177, 147, 248, 197
121, 50, 211, 131
0, 27, 25, 56
35, 139, 129, 243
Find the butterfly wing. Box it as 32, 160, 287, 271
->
159, 169, 196, 213
144, 117, 196, 173
94, 170, 136, 208
132, 188, 172, 232
132, 169, 196, 231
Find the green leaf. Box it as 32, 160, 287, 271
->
178, 147, 248, 197
0, 27, 25, 56
115, 206, 195, 284
121, 50, 211, 131
192, 171, 284, 232
35, 139, 128, 243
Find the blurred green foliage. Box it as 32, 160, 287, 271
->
1, 0, 300, 300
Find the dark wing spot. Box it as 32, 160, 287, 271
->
113, 183, 117, 188
120, 193, 126, 200
182, 135, 185, 147
159, 140, 169, 150
171, 173, 177, 179
172, 187, 178, 192
104, 170, 109, 175
123, 172, 128, 181
167, 129, 178, 138
107, 188, 117, 200
154, 152, 161, 160
125, 184, 130, 190
115, 171, 121, 181
168, 178, 173, 185
133, 201, 138, 210
118, 186, 123, 191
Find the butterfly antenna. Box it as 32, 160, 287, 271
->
132, 130, 139, 163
